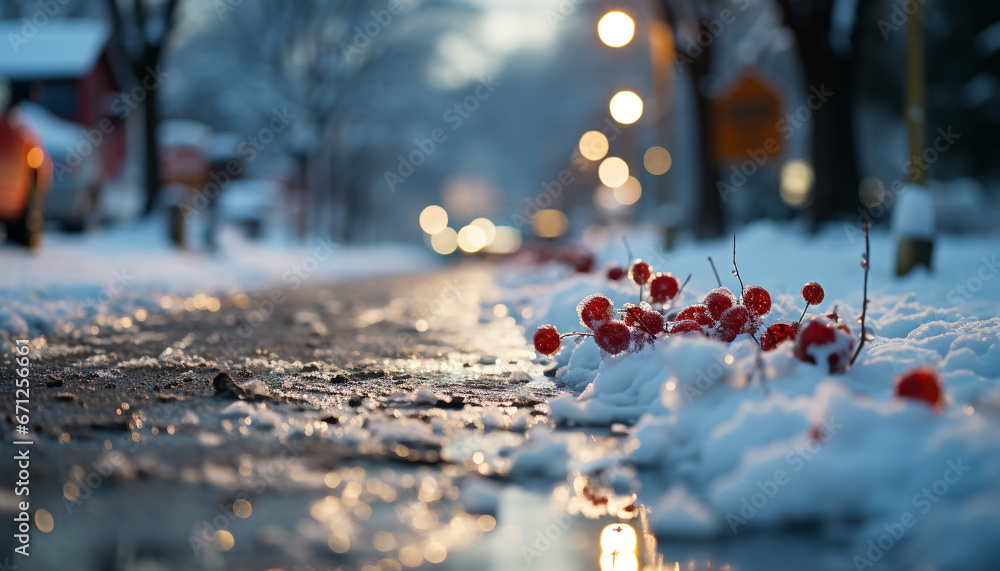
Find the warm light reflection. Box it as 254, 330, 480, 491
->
35, 509, 54, 533
470, 217, 496, 246
610, 91, 643, 125
644, 146, 672, 175
579, 130, 610, 161
599, 551, 639, 571
780, 159, 814, 208
613, 176, 641, 206
419, 205, 449, 234
26, 146, 44, 169
457, 224, 488, 253
600, 523, 638, 554
598, 157, 630, 188
594, 185, 620, 210
484, 225, 522, 254
217, 529, 235, 551
431, 227, 458, 255
531, 209, 568, 238
598, 11, 635, 48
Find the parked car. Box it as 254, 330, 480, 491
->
0, 76, 51, 248
17, 102, 102, 231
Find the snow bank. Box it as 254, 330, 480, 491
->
498, 220, 1000, 566
0, 218, 438, 339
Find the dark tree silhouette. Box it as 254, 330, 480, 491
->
105, 0, 182, 216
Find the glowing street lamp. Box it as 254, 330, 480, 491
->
598, 11, 635, 48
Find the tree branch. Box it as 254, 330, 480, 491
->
850, 207, 871, 367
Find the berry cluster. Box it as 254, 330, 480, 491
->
533, 258, 857, 375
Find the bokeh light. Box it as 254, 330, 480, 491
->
599, 551, 639, 571
613, 176, 642, 205
643, 146, 672, 175
430, 227, 458, 254
780, 159, 814, 208
457, 224, 488, 253
579, 130, 610, 161
531, 209, 568, 238
610, 91, 643, 125
598, 11, 635, 48
35, 509, 54, 533
27, 146, 44, 169
598, 157, 630, 188
217, 529, 235, 551
484, 226, 522, 253
470, 217, 497, 246
419, 205, 448, 234
859, 176, 885, 208
599, 523, 638, 553
594, 185, 621, 210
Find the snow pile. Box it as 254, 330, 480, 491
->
498, 221, 1000, 565
0, 219, 438, 339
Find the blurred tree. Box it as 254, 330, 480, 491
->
164, 0, 477, 242
105, 0, 182, 216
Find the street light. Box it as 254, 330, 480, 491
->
598, 11, 635, 48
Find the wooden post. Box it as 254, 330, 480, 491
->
895, 1, 934, 276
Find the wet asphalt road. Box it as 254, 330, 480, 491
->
0, 265, 635, 571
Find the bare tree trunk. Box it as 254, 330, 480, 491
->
689, 27, 724, 239
776, 0, 868, 226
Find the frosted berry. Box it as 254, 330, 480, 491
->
628, 260, 651, 286
578, 294, 615, 330
676, 304, 715, 327
895, 368, 943, 409
533, 325, 561, 355
649, 273, 680, 303
703, 287, 736, 320
594, 320, 631, 355
668, 320, 704, 335
622, 303, 645, 327
742, 285, 772, 317
761, 322, 797, 351
794, 317, 853, 373
715, 305, 757, 342
607, 265, 625, 281
801, 282, 825, 305
639, 309, 665, 335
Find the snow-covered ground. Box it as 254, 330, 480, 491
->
495, 221, 1000, 568
0, 219, 438, 339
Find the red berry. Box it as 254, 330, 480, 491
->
715, 305, 757, 342
649, 273, 680, 303
532, 325, 561, 355
703, 287, 736, 320
668, 319, 705, 335
607, 265, 625, 281
794, 317, 853, 373
801, 282, 825, 305
622, 303, 644, 327
628, 260, 651, 286
594, 320, 631, 355
676, 304, 715, 327
761, 322, 797, 351
809, 425, 824, 443
742, 285, 771, 317
895, 368, 943, 409
573, 252, 595, 274
577, 294, 615, 330
639, 309, 665, 335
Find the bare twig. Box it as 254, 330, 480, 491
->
798, 304, 810, 323
707, 257, 722, 288
559, 331, 594, 339
732, 233, 745, 297
622, 236, 634, 262
677, 273, 693, 296
850, 207, 872, 367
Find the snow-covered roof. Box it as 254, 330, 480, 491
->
0, 19, 111, 80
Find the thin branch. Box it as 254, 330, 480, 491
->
850, 207, 871, 367
707, 257, 722, 288
798, 304, 810, 323
622, 236, 634, 262
677, 273, 693, 296
732, 233, 745, 297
